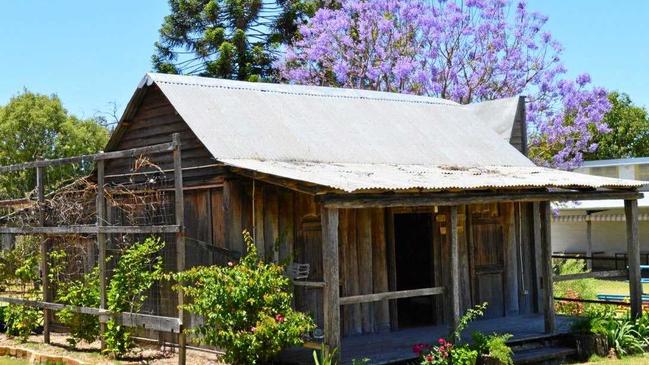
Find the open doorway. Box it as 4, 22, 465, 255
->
394, 213, 435, 328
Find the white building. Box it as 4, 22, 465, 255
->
552, 158, 649, 266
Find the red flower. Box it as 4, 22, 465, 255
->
412, 343, 428, 354
438, 338, 446, 345
425, 354, 433, 363
275, 314, 285, 323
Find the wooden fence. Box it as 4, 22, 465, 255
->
0, 133, 188, 365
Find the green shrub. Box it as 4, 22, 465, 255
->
173, 231, 315, 365
472, 332, 514, 365
4, 304, 42, 342
56, 268, 100, 347
449, 344, 478, 365
104, 237, 165, 357
553, 258, 597, 301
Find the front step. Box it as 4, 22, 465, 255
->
514, 346, 577, 365
509, 334, 577, 365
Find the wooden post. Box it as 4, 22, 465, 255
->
173, 133, 187, 365
36, 164, 50, 344
625, 199, 642, 319
586, 212, 593, 271
540, 201, 555, 333
532, 202, 544, 313
321, 207, 341, 358
96, 159, 107, 350
449, 206, 461, 329
385, 209, 398, 330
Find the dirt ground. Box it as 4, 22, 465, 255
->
0, 332, 226, 364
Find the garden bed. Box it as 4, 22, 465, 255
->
0, 333, 225, 365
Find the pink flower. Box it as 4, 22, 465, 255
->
250, 326, 256, 332
275, 314, 285, 323
227, 261, 234, 267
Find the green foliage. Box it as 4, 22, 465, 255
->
0, 237, 42, 342
153, 0, 332, 81
313, 344, 338, 365
416, 303, 512, 365
0, 90, 108, 199
449, 344, 478, 365
56, 267, 100, 347
472, 332, 514, 365
3, 304, 42, 342
586, 92, 649, 160
553, 258, 597, 302
104, 237, 165, 357
173, 231, 315, 365
451, 302, 487, 343
574, 306, 648, 358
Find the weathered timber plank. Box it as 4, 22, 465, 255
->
0, 297, 180, 333
321, 191, 643, 208
385, 209, 398, 330
503, 203, 520, 316
321, 207, 341, 357
371, 208, 390, 332
339, 287, 445, 305
449, 206, 461, 329
357, 209, 374, 333
345, 210, 362, 334
223, 179, 244, 253
540, 201, 555, 333
0, 225, 179, 235
253, 184, 266, 258
173, 133, 187, 365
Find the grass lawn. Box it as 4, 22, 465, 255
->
584, 354, 649, 364
592, 279, 649, 295
556, 278, 649, 297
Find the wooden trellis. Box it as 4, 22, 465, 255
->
0, 133, 187, 365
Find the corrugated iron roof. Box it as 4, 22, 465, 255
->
222, 159, 644, 193
127, 73, 645, 192
146, 73, 531, 167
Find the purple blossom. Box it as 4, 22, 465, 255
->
277, 0, 612, 170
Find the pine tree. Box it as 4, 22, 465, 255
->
152, 0, 331, 81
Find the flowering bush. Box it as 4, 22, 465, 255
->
279, 0, 612, 169
412, 303, 510, 365
173, 231, 315, 365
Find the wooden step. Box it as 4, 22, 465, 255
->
513, 346, 577, 364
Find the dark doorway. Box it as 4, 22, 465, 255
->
394, 213, 435, 328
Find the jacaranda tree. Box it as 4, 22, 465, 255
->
278, 0, 611, 169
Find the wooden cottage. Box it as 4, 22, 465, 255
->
104, 73, 645, 364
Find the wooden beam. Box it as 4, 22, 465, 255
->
532, 202, 544, 314
449, 206, 461, 329
540, 201, 555, 334
0, 225, 180, 235
339, 287, 445, 305
0, 142, 175, 173
554, 269, 628, 282
625, 199, 642, 319
97, 159, 107, 350
36, 164, 50, 344
321, 207, 341, 357
0, 297, 180, 333
385, 209, 398, 331
173, 133, 187, 365
292, 281, 326, 288
321, 190, 643, 209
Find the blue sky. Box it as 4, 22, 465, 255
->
0, 1, 647, 119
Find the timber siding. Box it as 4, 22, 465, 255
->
103, 83, 543, 336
